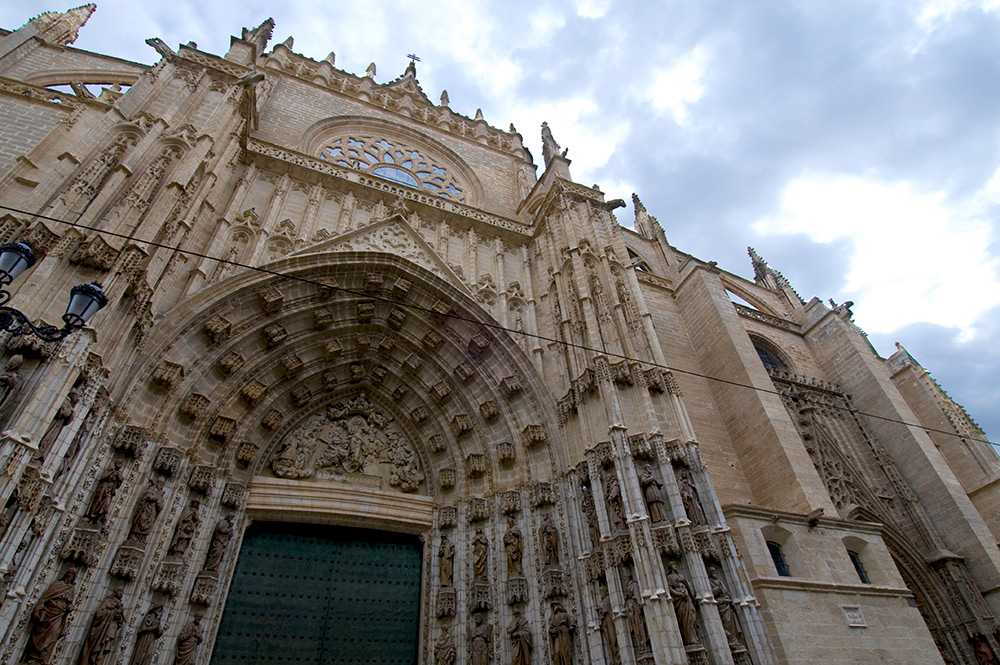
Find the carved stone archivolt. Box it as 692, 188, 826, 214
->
268, 393, 425, 493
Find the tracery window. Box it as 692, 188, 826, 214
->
320, 135, 466, 203
750, 335, 789, 372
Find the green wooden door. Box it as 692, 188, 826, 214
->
210, 522, 423, 665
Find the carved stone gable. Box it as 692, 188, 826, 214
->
268, 393, 426, 493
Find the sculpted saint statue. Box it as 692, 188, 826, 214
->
541, 122, 568, 167
172, 616, 202, 665
625, 580, 651, 653
677, 468, 706, 525
508, 611, 532, 665
128, 605, 164, 665
77, 587, 124, 665
434, 626, 456, 665
202, 516, 233, 574
168, 500, 200, 557
469, 614, 491, 665
472, 529, 489, 581
0, 354, 23, 411
126, 478, 164, 545
708, 567, 743, 646
581, 488, 601, 547
540, 514, 560, 567
439, 535, 455, 587
37, 389, 78, 459
598, 591, 621, 665
86, 463, 123, 524
24, 567, 77, 664
605, 476, 625, 530
640, 466, 668, 523
503, 519, 523, 577
548, 603, 576, 665
667, 567, 700, 646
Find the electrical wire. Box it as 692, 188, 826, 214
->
1, 201, 997, 451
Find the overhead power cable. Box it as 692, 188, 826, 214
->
1, 201, 996, 450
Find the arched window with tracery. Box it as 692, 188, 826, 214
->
750, 335, 790, 372
320, 135, 467, 203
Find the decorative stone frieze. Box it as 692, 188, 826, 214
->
431, 381, 451, 403
313, 306, 334, 328
222, 482, 246, 509
366, 272, 384, 291
611, 360, 633, 385
428, 435, 446, 453
241, 380, 266, 406
357, 300, 376, 322
190, 574, 218, 605
150, 360, 184, 389
393, 277, 412, 296
521, 424, 547, 447
281, 353, 304, 376
188, 465, 214, 493
258, 287, 284, 314
468, 497, 490, 522
291, 385, 313, 407
440, 467, 456, 490
454, 362, 474, 383
469, 582, 490, 612
111, 424, 146, 455
467, 333, 490, 359
153, 446, 182, 476
500, 490, 521, 514
110, 544, 144, 580
153, 561, 183, 596
451, 414, 473, 436
263, 323, 288, 348
542, 568, 567, 598
209, 416, 236, 442
61, 527, 100, 566
499, 375, 522, 397
370, 365, 387, 384
203, 315, 231, 345
422, 330, 443, 350
530, 482, 555, 507
324, 339, 343, 357
431, 299, 451, 316
436, 589, 456, 617
506, 577, 528, 605
411, 406, 428, 423
438, 506, 457, 528
496, 441, 515, 465
261, 409, 283, 431
218, 351, 244, 375
236, 440, 257, 468
387, 307, 407, 329
466, 453, 487, 477
479, 400, 498, 420
180, 393, 210, 419
403, 353, 422, 373
629, 433, 654, 460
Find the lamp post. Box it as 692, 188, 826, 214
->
0, 241, 107, 342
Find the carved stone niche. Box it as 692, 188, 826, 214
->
451, 414, 472, 437
394, 277, 412, 297
429, 435, 446, 453
454, 362, 474, 383
431, 299, 451, 317
521, 424, 547, 448
644, 367, 666, 393
506, 577, 528, 605
210, 416, 236, 443
357, 301, 375, 322
378, 335, 395, 354
499, 376, 522, 398
203, 315, 231, 345
258, 287, 284, 314
322, 369, 338, 391
479, 400, 498, 421
496, 441, 515, 466
188, 465, 214, 494
222, 483, 245, 509
611, 360, 633, 386
291, 385, 313, 408
151, 360, 184, 390
629, 433, 654, 461
422, 330, 443, 351
179, 393, 211, 420
466, 453, 487, 478
436, 589, 456, 618
110, 544, 144, 580
500, 490, 521, 515
592, 441, 614, 468
542, 569, 567, 599
70, 235, 119, 270
236, 440, 257, 468
217, 351, 245, 376
469, 581, 491, 612
387, 308, 407, 330
263, 323, 288, 349
324, 339, 343, 358
366, 272, 384, 292
403, 353, 422, 374
438, 506, 457, 529
190, 574, 218, 606
467, 334, 490, 360
241, 381, 266, 406
349, 363, 365, 383
111, 425, 147, 456
282, 353, 303, 376
312, 306, 333, 329
530, 482, 555, 508
61, 527, 100, 566
410, 406, 428, 424
440, 468, 456, 491
371, 366, 387, 384
6, 332, 54, 360
431, 381, 451, 403
468, 497, 490, 523
153, 561, 182, 596
261, 409, 283, 431
153, 446, 183, 477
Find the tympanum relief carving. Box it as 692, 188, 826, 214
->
268, 393, 425, 493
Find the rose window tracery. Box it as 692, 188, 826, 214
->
320, 135, 466, 202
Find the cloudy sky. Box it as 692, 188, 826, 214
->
4, 1, 999, 443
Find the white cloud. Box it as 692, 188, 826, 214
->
916, 0, 1000, 32
643, 46, 709, 126
752, 173, 1000, 339
576, 0, 611, 19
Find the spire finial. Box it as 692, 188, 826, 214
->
25, 3, 96, 46
474, 108, 485, 121
541, 122, 567, 166
747, 246, 768, 284
241, 17, 275, 53
365, 62, 377, 79
405, 53, 420, 78
439, 90, 450, 106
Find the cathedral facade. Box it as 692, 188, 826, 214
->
0, 6, 998, 665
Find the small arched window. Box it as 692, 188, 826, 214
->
847, 549, 871, 584
750, 336, 789, 372
767, 540, 791, 577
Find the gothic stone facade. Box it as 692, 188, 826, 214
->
0, 6, 998, 665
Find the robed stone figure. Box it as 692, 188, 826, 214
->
469, 614, 491, 665
640, 466, 668, 523
667, 568, 700, 646
202, 516, 233, 574
0, 354, 24, 411
128, 605, 164, 665
37, 389, 78, 459
86, 463, 123, 524
709, 567, 743, 646
625, 581, 651, 653
434, 626, 456, 665
168, 500, 200, 557
472, 529, 489, 581
540, 514, 560, 567
548, 603, 576, 665
677, 468, 706, 525
172, 615, 202, 665
23, 568, 77, 664
77, 587, 124, 665
508, 612, 532, 665
598, 592, 621, 665
503, 520, 523, 577
126, 478, 163, 545
439, 535, 455, 587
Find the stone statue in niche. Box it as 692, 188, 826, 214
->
503, 518, 523, 577
598, 589, 621, 665
172, 615, 202, 665
548, 602, 576, 665
270, 394, 424, 493
640, 465, 667, 523
667, 567, 700, 646
540, 513, 560, 567
605, 475, 626, 530
581, 485, 601, 547
168, 499, 200, 557
77, 587, 124, 665
128, 605, 164, 665
85, 462, 124, 524
36, 388, 78, 460
439, 535, 455, 587
469, 613, 491, 665
0, 353, 24, 412
22, 567, 76, 664
434, 626, 456, 665
57, 402, 99, 481
508, 609, 532, 665
472, 529, 489, 581
625, 579, 651, 653
676, 467, 706, 525
202, 516, 234, 574
125, 477, 164, 545
708, 566, 743, 646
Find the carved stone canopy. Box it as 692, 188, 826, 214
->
268, 393, 426, 493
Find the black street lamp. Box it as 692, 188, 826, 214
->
0, 241, 107, 342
